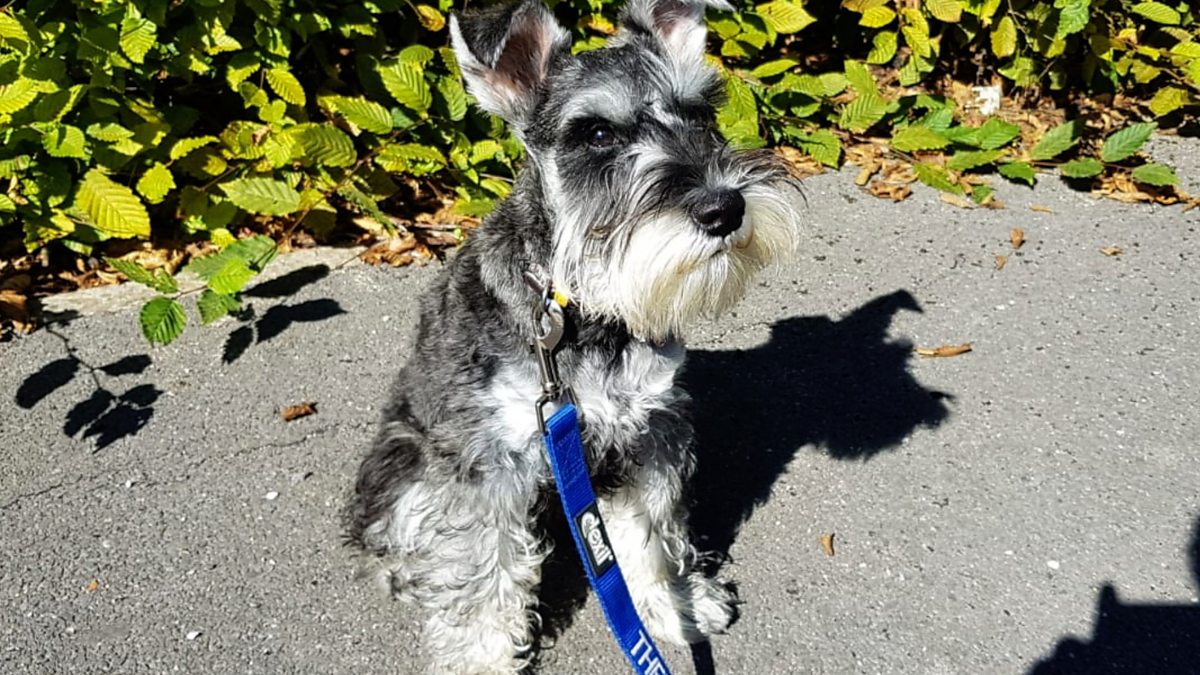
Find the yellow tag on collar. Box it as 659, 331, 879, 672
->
553, 290, 570, 308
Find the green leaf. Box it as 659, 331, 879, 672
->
1055, 0, 1090, 38
976, 118, 1021, 149
219, 176, 301, 215
169, 136, 219, 161
1100, 122, 1156, 163
87, 123, 135, 143
891, 125, 949, 151
140, 297, 187, 346
0, 12, 32, 53
925, 0, 962, 23
300, 124, 357, 167
137, 163, 175, 204
793, 129, 842, 167
998, 161, 1037, 185
265, 68, 306, 106
74, 169, 151, 239
756, 0, 817, 33
436, 77, 468, 122
379, 61, 432, 114
0, 78, 38, 114
991, 15, 1017, 57
946, 149, 1003, 171
844, 60, 880, 97
1131, 1, 1181, 24
1130, 162, 1178, 187
400, 45, 436, 66
377, 143, 447, 175
750, 59, 798, 79
1059, 157, 1104, 178
43, 125, 88, 159
1030, 120, 1082, 161
119, 15, 156, 64
197, 289, 242, 325
901, 9, 932, 57
338, 183, 395, 233
913, 163, 963, 194
105, 258, 178, 294
331, 96, 394, 134
839, 94, 888, 132
225, 234, 278, 271
867, 31, 898, 64
204, 256, 256, 295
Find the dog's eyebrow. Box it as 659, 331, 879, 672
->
560, 86, 637, 128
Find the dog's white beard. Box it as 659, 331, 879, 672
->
558, 181, 798, 342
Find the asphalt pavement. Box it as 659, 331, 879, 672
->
3, 137, 1200, 674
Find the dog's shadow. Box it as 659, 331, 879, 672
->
532, 290, 952, 671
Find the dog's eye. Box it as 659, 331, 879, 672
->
587, 125, 617, 149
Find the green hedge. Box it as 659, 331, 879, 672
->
0, 1, 1197, 335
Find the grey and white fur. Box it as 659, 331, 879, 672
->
346, 0, 801, 671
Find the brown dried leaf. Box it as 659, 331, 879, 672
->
1100, 246, 1123, 257
281, 401, 317, 422
995, 255, 1008, 270
915, 343, 973, 357
940, 193, 975, 209
1010, 227, 1025, 250
360, 235, 419, 267
0, 288, 33, 333
85, 579, 100, 593
855, 161, 880, 186
1030, 205, 1054, 213
820, 533, 835, 557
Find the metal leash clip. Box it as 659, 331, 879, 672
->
524, 271, 576, 435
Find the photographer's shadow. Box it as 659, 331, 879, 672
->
684, 289, 953, 558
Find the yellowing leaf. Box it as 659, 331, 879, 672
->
136, 163, 175, 204
991, 16, 1016, 57
925, 0, 962, 23
1131, 1, 1180, 25
1148, 87, 1191, 117
859, 6, 896, 27
75, 169, 151, 239
265, 68, 306, 106
414, 5, 446, 32
756, 0, 817, 34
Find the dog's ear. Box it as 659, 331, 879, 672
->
619, 0, 732, 64
449, 1, 570, 127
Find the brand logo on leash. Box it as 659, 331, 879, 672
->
576, 503, 616, 577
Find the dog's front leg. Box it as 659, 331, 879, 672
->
598, 456, 737, 645
413, 479, 546, 675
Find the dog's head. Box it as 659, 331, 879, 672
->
452, 0, 800, 342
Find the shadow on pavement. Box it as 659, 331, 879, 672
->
14, 331, 158, 451
222, 267, 346, 363
532, 290, 950, 673
684, 289, 953, 558
1028, 515, 1200, 675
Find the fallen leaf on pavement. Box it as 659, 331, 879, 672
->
1030, 205, 1054, 213
915, 343, 973, 357
1010, 227, 1025, 250
820, 533, 835, 557
281, 401, 317, 421
1100, 246, 1123, 257
939, 193, 975, 209
85, 579, 99, 592
995, 255, 1008, 270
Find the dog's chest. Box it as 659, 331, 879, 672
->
485, 341, 685, 454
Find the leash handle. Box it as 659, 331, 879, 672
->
544, 404, 673, 675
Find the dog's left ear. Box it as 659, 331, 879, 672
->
619, 0, 732, 64
449, 1, 570, 128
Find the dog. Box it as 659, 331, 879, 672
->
346, 0, 801, 671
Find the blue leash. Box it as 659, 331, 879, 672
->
543, 403, 672, 675
523, 271, 672, 675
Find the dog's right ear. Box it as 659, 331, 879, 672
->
450, 1, 570, 128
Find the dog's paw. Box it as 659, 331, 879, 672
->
687, 574, 739, 637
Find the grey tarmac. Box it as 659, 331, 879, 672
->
2, 136, 1199, 675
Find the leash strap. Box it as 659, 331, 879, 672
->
543, 403, 672, 675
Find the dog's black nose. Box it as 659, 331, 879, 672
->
691, 189, 745, 238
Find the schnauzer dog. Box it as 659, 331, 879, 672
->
347, 0, 801, 671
